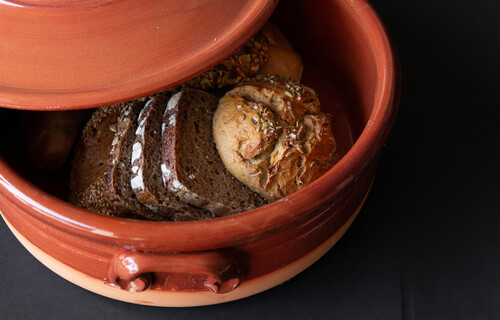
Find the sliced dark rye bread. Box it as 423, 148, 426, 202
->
69, 104, 140, 218
131, 95, 214, 221
161, 88, 268, 216
102, 99, 166, 221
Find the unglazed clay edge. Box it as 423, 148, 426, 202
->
0, 188, 367, 307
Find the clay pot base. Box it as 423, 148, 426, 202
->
1, 194, 362, 307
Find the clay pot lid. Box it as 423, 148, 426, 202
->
0, 0, 278, 110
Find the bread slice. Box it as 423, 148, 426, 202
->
161, 88, 267, 216
101, 100, 167, 220
131, 95, 214, 221
69, 104, 137, 218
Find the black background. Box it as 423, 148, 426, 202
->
1, 0, 499, 319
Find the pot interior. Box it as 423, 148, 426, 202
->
0, 0, 380, 210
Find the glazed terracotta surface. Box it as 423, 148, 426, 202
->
0, 0, 278, 110
2, 207, 361, 306
0, 0, 398, 306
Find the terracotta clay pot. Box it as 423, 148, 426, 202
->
0, 0, 398, 307
0, 0, 278, 109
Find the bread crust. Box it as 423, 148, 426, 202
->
182, 32, 269, 90
69, 104, 134, 218
260, 22, 303, 81
259, 45, 303, 81
161, 91, 227, 215
103, 100, 168, 221
213, 75, 337, 201
131, 95, 214, 221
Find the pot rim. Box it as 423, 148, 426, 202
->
0, 0, 398, 251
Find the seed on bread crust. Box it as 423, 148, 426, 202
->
179, 32, 269, 91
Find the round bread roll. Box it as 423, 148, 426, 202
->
213, 75, 337, 201
259, 45, 303, 81
260, 22, 303, 81
261, 21, 294, 50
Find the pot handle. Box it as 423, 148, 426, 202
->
108, 250, 242, 294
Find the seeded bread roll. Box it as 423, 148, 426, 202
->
161, 88, 267, 216
181, 32, 269, 90
175, 23, 302, 91
130, 95, 214, 221
213, 75, 337, 201
154, 23, 299, 96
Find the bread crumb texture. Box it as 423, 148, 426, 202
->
161, 88, 267, 216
